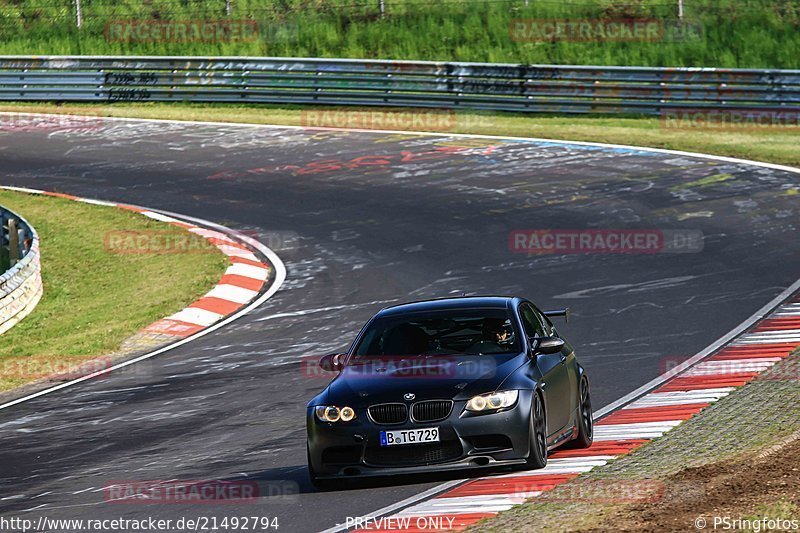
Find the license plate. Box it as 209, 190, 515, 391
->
380, 427, 440, 446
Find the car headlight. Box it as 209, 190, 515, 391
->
465, 390, 519, 412
315, 405, 357, 422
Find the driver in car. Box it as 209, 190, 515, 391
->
466, 318, 513, 354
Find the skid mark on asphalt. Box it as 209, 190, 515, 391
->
255, 300, 399, 322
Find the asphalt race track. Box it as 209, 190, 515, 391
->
0, 119, 798, 532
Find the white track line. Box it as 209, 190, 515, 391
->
396, 494, 531, 515
0, 201, 287, 412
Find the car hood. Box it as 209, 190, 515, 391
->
321, 354, 527, 407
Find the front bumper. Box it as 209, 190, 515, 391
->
307, 391, 534, 478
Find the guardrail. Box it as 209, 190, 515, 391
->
1, 56, 799, 116
0, 205, 42, 335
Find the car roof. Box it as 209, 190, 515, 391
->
376, 296, 517, 318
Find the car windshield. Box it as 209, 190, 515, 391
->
352, 308, 520, 358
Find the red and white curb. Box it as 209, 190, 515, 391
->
347, 288, 800, 532
0, 185, 286, 411
2, 185, 271, 338
144, 227, 271, 338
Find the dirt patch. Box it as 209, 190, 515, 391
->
584, 436, 800, 532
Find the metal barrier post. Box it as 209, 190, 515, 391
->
9, 218, 19, 266
0, 216, 8, 272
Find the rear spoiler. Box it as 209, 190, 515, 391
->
544, 308, 570, 323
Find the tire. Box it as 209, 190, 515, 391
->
525, 392, 548, 469
564, 377, 593, 449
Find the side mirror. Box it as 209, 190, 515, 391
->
319, 353, 346, 372
530, 336, 565, 356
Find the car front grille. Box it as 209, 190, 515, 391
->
364, 440, 463, 467
411, 400, 453, 422
367, 403, 408, 424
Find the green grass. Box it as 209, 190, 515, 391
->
0, 189, 228, 392
3, 101, 799, 168
744, 499, 800, 523
0, 0, 799, 67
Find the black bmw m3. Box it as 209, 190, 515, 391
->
306, 296, 593, 486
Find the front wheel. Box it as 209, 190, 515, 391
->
566, 377, 593, 449
525, 392, 548, 469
